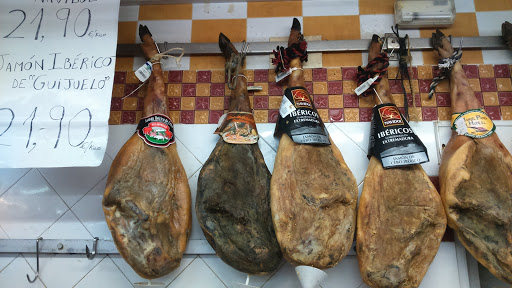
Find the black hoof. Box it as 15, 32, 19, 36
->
138, 24, 152, 42
292, 17, 301, 32
219, 33, 237, 60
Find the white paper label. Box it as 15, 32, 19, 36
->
279, 96, 296, 118
0, 0, 120, 168
135, 61, 152, 82
355, 75, 379, 96
454, 116, 469, 135
275, 69, 292, 83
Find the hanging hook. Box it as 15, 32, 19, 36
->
85, 237, 99, 260
26, 237, 43, 283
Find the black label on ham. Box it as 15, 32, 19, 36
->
274, 86, 330, 145
369, 103, 428, 168
136, 114, 175, 148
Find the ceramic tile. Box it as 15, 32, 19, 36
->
0, 169, 67, 239
408, 122, 440, 176
0, 256, 45, 288
139, 4, 192, 20
334, 122, 372, 154
192, 19, 247, 43
188, 170, 205, 241
174, 124, 220, 165
454, 0, 476, 13
0, 168, 30, 196
174, 136, 204, 178
495, 124, 512, 152
477, 11, 511, 36
246, 55, 271, 70
257, 123, 279, 152
248, 1, 302, 18
419, 243, 460, 288
474, 0, 512, 11
192, 3, 247, 20
71, 178, 112, 241
322, 256, 364, 288
258, 136, 277, 173
168, 257, 227, 288
0, 229, 16, 273
247, 17, 304, 42
482, 50, 512, 65
136, 20, 192, 43
202, 255, 275, 288
302, 0, 359, 16
119, 6, 139, 22
41, 210, 92, 240
117, 21, 137, 44
105, 125, 137, 159
328, 124, 369, 185
304, 16, 360, 41
111, 254, 196, 286
359, 0, 394, 14
39, 156, 113, 207
24, 254, 104, 288
262, 262, 302, 288
74, 257, 132, 288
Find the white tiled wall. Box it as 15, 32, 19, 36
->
2, 121, 511, 287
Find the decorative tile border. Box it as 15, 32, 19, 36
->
110, 65, 512, 125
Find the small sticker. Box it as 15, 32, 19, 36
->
279, 96, 296, 118
275, 69, 292, 83
215, 112, 259, 144
136, 114, 175, 148
355, 75, 379, 96
451, 108, 495, 139
135, 61, 153, 82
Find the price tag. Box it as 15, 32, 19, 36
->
135, 61, 153, 82
0, 0, 120, 168
279, 96, 296, 118
275, 69, 292, 83
355, 75, 379, 96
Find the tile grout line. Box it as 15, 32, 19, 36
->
197, 255, 228, 288
165, 255, 199, 288
71, 255, 108, 288
261, 259, 289, 287
107, 255, 136, 288
0, 253, 19, 274
0, 168, 32, 199
330, 122, 369, 154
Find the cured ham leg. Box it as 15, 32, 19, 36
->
103, 26, 191, 279
435, 30, 512, 283
270, 19, 358, 269
196, 34, 282, 274
357, 36, 446, 288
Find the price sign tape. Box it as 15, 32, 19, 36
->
355, 75, 379, 96
135, 62, 153, 82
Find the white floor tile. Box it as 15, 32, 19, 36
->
246, 55, 271, 70
74, 257, 132, 288
192, 3, 247, 20
419, 242, 460, 288
247, 17, 304, 42
257, 124, 279, 152
436, 124, 453, 159
39, 156, 112, 207
110, 254, 195, 286
201, 255, 275, 288
477, 11, 512, 36
0, 168, 30, 196
188, 170, 206, 241
175, 136, 204, 179
71, 178, 112, 241
334, 122, 371, 154
258, 138, 277, 174
119, 6, 139, 22
106, 125, 137, 159
174, 124, 220, 165
322, 256, 364, 288
454, 0, 475, 13
482, 50, 512, 65
359, 14, 396, 40
303, 0, 359, 16
0, 169, 67, 239
41, 210, 92, 240
136, 20, 192, 43
327, 125, 369, 185
262, 262, 301, 288
168, 257, 227, 288
496, 125, 512, 152
0, 256, 45, 288
24, 254, 104, 288
409, 121, 440, 176
0, 229, 16, 273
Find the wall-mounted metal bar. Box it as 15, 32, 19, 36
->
116, 36, 508, 57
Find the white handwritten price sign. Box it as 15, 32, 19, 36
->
0, 0, 120, 168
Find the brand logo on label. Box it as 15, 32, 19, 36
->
379, 106, 403, 127
137, 114, 175, 148
291, 89, 312, 108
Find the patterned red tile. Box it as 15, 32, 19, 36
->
414, 93, 422, 107
169, 97, 180, 110
269, 109, 279, 123
197, 70, 211, 83
114, 71, 126, 84
182, 83, 196, 96
422, 107, 438, 121
480, 78, 497, 92
342, 67, 357, 81
433, 66, 442, 78
327, 81, 343, 94
463, 65, 479, 79
181, 111, 195, 124
410, 67, 418, 79
484, 106, 501, 120
195, 97, 209, 110
137, 98, 144, 110
314, 95, 329, 109
499, 92, 512, 106
209, 110, 224, 124
313, 68, 327, 81
253, 96, 268, 109
359, 108, 373, 122
168, 71, 183, 83
254, 69, 269, 82
305, 82, 313, 94
418, 79, 432, 93
343, 93, 359, 108
268, 82, 283, 96
224, 96, 230, 109
436, 93, 451, 107
494, 64, 510, 78
474, 92, 484, 106
121, 111, 136, 124
389, 79, 404, 94
329, 108, 344, 122
211, 83, 225, 96
110, 98, 123, 111
124, 84, 139, 97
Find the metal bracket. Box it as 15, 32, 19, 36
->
85, 237, 99, 260
383, 33, 400, 61
26, 237, 42, 283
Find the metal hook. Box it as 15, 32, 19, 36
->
85, 237, 99, 260
26, 237, 42, 283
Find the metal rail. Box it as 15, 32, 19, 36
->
116, 36, 508, 57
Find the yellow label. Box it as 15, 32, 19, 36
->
451, 108, 495, 139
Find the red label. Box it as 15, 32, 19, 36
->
378, 106, 404, 127
291, 89, 312, 108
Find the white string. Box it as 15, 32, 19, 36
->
122, 80, 147, 99
150, 47, 185, 69
373, 88, 383, 104
232, 74, 248, 82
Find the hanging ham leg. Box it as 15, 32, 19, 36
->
270, 19, 358, 269
435, 30, 512, 283
356, 36, 446, 288
195, 33, 282, 274
103, 25, 191, 279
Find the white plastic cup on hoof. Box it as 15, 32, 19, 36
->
134, 279, 165, 288
295, 265, 327, 288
